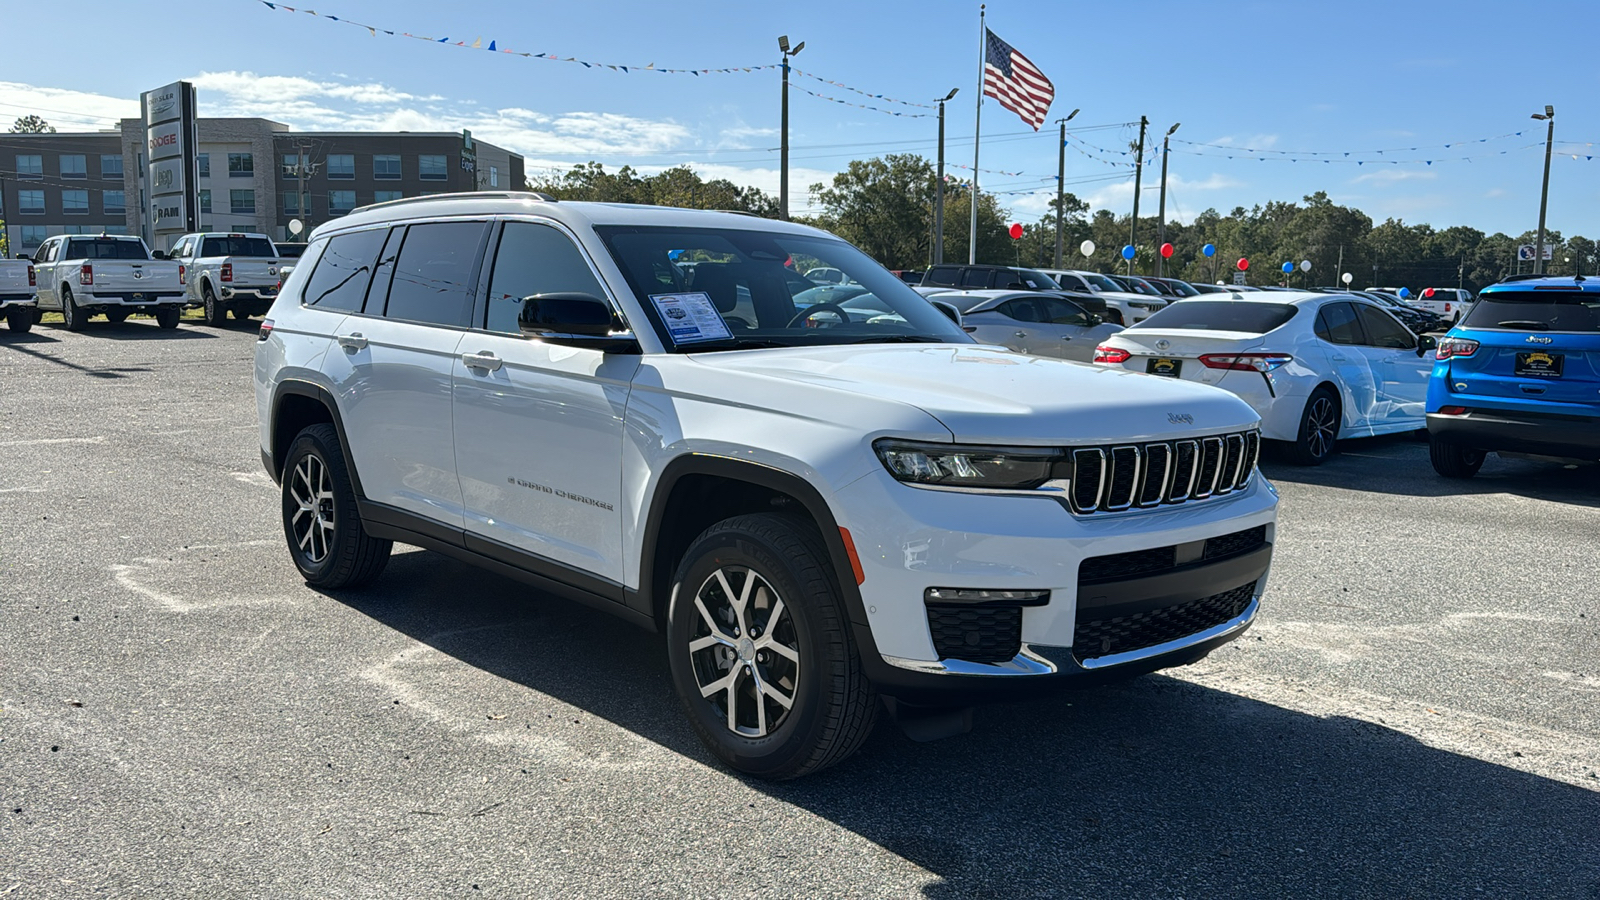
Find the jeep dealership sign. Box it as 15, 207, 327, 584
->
140, 81, 198, 248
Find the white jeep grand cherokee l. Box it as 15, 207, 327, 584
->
255, 192, 1278, 779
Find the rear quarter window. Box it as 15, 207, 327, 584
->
1463, 290, 1600, 333
301, 228, 388, 312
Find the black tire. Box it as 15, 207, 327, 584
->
6, 306, 33, 333
154, 307, 181, 329
280, 423, 392, 588
1285, 387, 1341, 466
202, 283, 228, 326
32, 308, 44, 324
60, 286, 85, 331
231, 306, 253, 322
1429, 436, 1485, 479
667, 513, 877, 780
104, 309, 130, 324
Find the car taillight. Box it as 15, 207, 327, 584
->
221, 263, 233, 283
79, 264, 93, 286
1437, 406, 1467, 416
27, 265, 35, 287
258, 318, 274, 342
1199, 353, 1293, 372
1093, 346, 1131, 364
1444, 303, 1452, 312
1436, 337, 1479, 360
178, 264, 186, 285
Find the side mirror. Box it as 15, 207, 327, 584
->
518, 293, 637, 352
151, 250, 167, 260
1088, 314, 1104, 327
1416, 335, 1438, 357
930, 299, 962, 326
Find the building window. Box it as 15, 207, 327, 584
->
199, 189, 212, 214
103, 225, 130, 236
327, 154, 355, 180
419, 154, 448, 181
374, 190, 403, 204
281, 191, 300, 216
101, 154, 124, 179
60, 155, 87, 179
17, 190, 45, 214
230, 189, 256, 214
103, 190, 126, 214
198, 153, 210, 177
282, 154, 302, 178
490, 166, 499, 188
228, 153, 254, 178
328, 190, 356, 215
63, 190, 89, 214
63, 225, 89, 235
373, 154, 401, 180
19, 225, 47, 248
16, 154, 42, 178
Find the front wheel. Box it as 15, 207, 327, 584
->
154, 307, 181, 329
280, 423, 392, 588
1429, 436, 1485, 478
667, 513, 877, 780
1285, 387, 1341, 466
5, 306, 32, 333
60, 287, 85, 331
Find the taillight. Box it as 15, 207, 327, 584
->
1199, 353, 1293, 372
178, 265, 186, 285
221, 263, 233, 283
1444, 303, 1452, 312
258, 318, 274, 342
1437, 406, 1467, 416
1436, 337, 1479, 360
1094, 346, 1131, 364
27, 265, 35, 287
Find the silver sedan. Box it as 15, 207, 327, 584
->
930, 290, 1124, 362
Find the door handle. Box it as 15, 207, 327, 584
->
1330, 354, 1347, 362
1014, 331, 1029, 338
337, 333, 368, 351
462, 351, 502, 372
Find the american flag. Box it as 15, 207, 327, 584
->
983, 29, 1054, 131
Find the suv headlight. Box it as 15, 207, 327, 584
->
873, 439, 1062, 490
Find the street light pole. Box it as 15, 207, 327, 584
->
1531, 104, 1555, 275
1052, 108, 1079, 269
1128, 115, 1148, 276
933, 88, 959, 266
778, 35, 805, 221
1155, 122, 1180, 278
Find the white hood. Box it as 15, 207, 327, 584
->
686, 344, 1260, 445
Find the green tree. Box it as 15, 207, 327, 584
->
528, 162, 777, 217
809, 154, 935, 269
9, 115, 54, 133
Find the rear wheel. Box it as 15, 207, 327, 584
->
231, 307, 253, 322
5, 306, 32, 333
60, 286, 85, 331
105, 309, 130, 324
1429, 436, 1485, 478
154, 307, 181, 329
667, 513, 877, 780
1286, 387, 1340, 466
280, 423, 392, 588
202, 284, 228, 327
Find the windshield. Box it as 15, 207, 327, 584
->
200, 236, 278, 258
65, 238, 147, 260
1007, 269, 1060, 290
596, 226, 972, 351
1078, 273, 1122, 293
1132, 301, 1298, 334
1160, 279, 1201, 297
1463, 290, 1600, 333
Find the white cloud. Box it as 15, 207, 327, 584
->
0, 81, 137, 130
189, 71, 442, 105
1074, 172, 1243, 222
1351, 169, 1439, 185
1208, 133, 1279, 150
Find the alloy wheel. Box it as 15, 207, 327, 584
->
1306, 396, 1337, 459
289, 453, 335, 563
687, 566, 801, 738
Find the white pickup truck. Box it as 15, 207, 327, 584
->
32, 235, 184, 330
170, 232, 285, 326
0, 256, 37, 333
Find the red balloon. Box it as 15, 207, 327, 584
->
1237, 257, 1250, 271
1423, 287, 1435, 298
1160, 242, 1174, 259
1008, 223, 1024, 240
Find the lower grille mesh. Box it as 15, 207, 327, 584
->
1074, 581, 1257, 660
927, 604, 1023, 663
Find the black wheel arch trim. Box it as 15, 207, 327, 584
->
269, 379, 362, 496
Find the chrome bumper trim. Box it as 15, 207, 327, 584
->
1079, 596, 1260, 669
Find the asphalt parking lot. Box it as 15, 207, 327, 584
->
3, 318, 1598, 899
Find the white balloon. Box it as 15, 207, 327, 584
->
1299, 259, 1312, 272
1080, 240, 1096, 258
1341, 272, 1353, 284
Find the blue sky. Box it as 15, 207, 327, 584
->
6, 0, 1597, 237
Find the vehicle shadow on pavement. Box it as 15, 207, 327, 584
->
331, 550, 1600, 899
63, 323, 222, 341
0, 339, 155, 378
1262, 434, 1600, 507
0, 331, 60, 345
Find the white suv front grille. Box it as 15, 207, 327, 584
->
1068, 431, 1259, 514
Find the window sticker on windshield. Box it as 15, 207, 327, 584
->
649, 292, 732, 344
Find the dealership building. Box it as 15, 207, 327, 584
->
1, 117, 524, 255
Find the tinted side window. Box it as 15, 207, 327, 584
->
1314, 302, 1363, 345
302, 228, 387, 312
998, 298, 1042, 322
1354, 305, 1415, 349
960, 268, 992, 289
380, 221, 487, 327
1038, 296, 1090, 326
485, 222, 609, 334
925, 266, 960, 287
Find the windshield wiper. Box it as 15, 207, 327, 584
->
846, 335, 949, 344
1497, 320, 1550, 330
679, 337, 793, 351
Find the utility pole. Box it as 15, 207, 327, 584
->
1335, 245, 1344, 290
1531, 104, 1555, 275
933, 88, 958, 266
1128, 115, 1148, 276
297, 140, 311, 235
1155, 122, 1180, 278
777, 35, 805, 221
1052, 108, 1079, 268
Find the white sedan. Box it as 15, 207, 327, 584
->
1091, 292, 1438, 464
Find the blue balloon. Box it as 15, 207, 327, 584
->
1282, 261, 1294, 274
1202, 243, 1216, 257
1398, 287, 1412, 299
1121, 244, 1136, 260
668, 249, 684, 260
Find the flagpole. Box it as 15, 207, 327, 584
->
969, 4, 985, 265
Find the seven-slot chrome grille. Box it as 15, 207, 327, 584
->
1068, 430, 1259, 515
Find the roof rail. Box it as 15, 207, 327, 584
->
358, 190, 558, 213
1497, 273, 1547, 283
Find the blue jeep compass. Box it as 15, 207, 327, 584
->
1426, 276, 1600, 477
